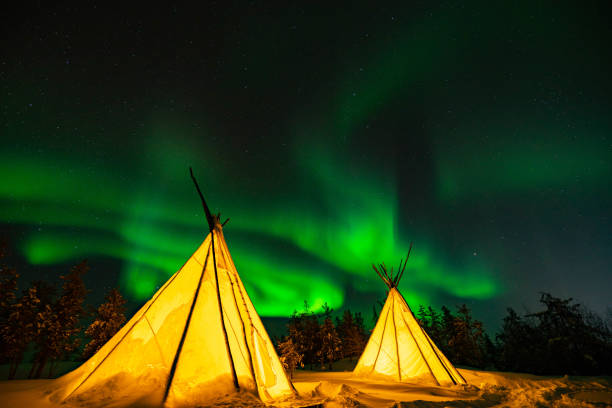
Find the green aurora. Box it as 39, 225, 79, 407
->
1, 2, 610, 327
1, 141, 501, 315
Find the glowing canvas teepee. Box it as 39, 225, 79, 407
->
353, 245, 467, 386
49, 169, 295, 407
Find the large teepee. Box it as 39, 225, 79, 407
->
353, 245, 467, 386
48, 169, 295, 407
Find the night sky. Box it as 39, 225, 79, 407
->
1, 2, 611, 331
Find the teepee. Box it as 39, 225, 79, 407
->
48, 169, 295, 407
353, 245, 467, 386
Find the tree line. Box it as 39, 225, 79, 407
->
0, 244, 127, 379
277, 302, 368, 378
1, 242, 610, 380
415, 293, 611, 375
277, 293, 611, 377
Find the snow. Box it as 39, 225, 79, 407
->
0, 368, 610, 407
293, 369, 612, 407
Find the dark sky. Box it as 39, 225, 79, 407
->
1, 2, 611, 331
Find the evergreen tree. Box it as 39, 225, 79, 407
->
287, 301, 321, 369
287, 310, 306, 359
450, 304, 484, 367
30, 261, 88, 378
438, 305, 456, 359
354, 312, 366, 336
302, 311, 321, 368
351, 311, 368, 358
496, 307, 539, 372
528, 293, 611, 375
416, 304, 427, 327
82, 288, 127, 359
426, 306, 443, 343
417, 305, 445, 347
317, 305, 341, 370
0, 243, 19, 367
495, 293, 612, 375
371, 298, 385, 325
336, 310, 366, 359
479, 332, 497, 370
2, 287, 42, 379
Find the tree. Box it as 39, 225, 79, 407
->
495, 293, 612, 375
287, 311, 306, 358
528, 293, 611, 375
479, 332, 497, 370
277, 337, 303, 379
0, 242, 18, 312
30, 260, 88, 378
371, 298, 385, 325
438, 305, 456, 359
449, 304, 485, 367
0, 243, 19, 367
287, 301, 324, 369
426, 306, 443, 343
299, 307, 322, 369
317, 304, 341, 370
496, 307, 539, 372
416, 305, 427, 326
304, 313, 322, 368
82, 288, 127, 359
417, 305, 443, 346
287, 310, 312, 368
2, 287, 42, 379
336, 310, 366, 359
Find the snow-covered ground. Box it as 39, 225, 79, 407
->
0, 368, 610, 407
293, 369, 612, 407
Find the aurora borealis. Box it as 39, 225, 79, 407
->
1, 2, 610, 330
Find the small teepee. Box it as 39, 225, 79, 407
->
353, 244, 467, 386
48, 169, 296, 407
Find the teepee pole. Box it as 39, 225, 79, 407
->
211, 231, 241, 390
64, 262, 187, 401
218, 241, 259, 392
380, 263, 392, 285
163, 249, 214, 402
400, 290, 463, 385
396, 294, 440, 386
190, 167, 215, 232
370, 300, 391, 374
394, 242, 413, 287
391, 300, 402, 381
372, 265, 390, 288
62, 250, 194, 401
189, 168, 240, 391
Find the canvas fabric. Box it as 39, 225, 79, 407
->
354, 288, 466, 386
49, 225, 294, 407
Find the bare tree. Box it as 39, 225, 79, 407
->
278, 338, 303, 379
